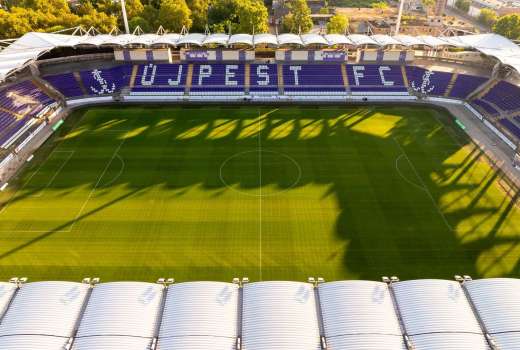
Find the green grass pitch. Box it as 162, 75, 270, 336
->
0, 105, 518, 282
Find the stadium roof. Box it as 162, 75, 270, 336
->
0, 278, 516, 349
2, 32, 520, 81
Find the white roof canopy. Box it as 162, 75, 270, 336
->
2, 32, 520, 81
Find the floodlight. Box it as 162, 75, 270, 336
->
454, 275, 464, 282
232, 278, 240, 284
82, 278, 91, 284
9, 277, 18, 284
18, 277, 27, 284
91, 277, 100, 284
308, 277, 316, 283
157, 278, 165, 284
463, 275, 472, 281
382, 276, 390, 283
166, 278, 174, 284
317, 277, 325, 284
390, 276, 400, 282
241, 277, 249, 284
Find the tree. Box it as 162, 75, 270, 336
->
158, 0, 192, 32
479, 8, 497, 27
235, 0, 268, 33
0, 8, 32, 38
141, 4, 160, 29
493, 14, 520, 40
371, 1, 387, 9
187, 0, 210, 31
455, 0, 470, 12
129, 15, 152, 31
97, 0, 144, 18
76, 8, 118, 32
208, 0, 237, 32
282, 0, 313, 33
326, 13, 348, 34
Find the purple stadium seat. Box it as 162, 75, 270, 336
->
80, 65, 132, 96
0, 80, 56, 145
249, 64, 278, 92
191, 64, 245, 92
132, 64, 187, 93
406, 66, 452, 96
499, 118, 520, 139
481, 81, 520, 112
43, 73, 83, 98
283, 64, 344, 92
449, 74, 488, 99
346, 64, 407, 92
472, 99, 499, 116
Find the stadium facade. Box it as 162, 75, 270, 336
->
0, 277, 517, 349
0, 31, 519, 350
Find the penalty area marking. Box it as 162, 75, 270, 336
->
393, 137, 454, 232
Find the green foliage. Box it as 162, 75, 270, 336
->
493, 14, 520, 39
129, 16, 152, 32
371, 1, 388, 9
207, 0, 268, 33
326, 13, 348, 34
76, 7, 118, 32
478, 8, 497, 27
186, 0, 210, 31
141, 4, 160, 29
455, 0, 470, 12
158, 0, 192, 32
282, 0, 313, 33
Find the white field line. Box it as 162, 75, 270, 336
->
394, 154, 425, 192
393, 137, 454, 231
68, 138, 126, 232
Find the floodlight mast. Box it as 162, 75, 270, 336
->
120, 0, 130, 34
394, 0, 406, 35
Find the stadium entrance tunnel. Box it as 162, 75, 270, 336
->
0, 104, 519, 281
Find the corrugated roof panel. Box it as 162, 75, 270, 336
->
410, 333, 490, 350
242, 281, 321, 350
157, 336, 236, 350
326, 334, 406, 350
72, 336, 152, 350
492, 332, 520, 349
393, 279, 483, 335
159, 281, 238, 339
319, 280, 402, 337
0, 281, 89, 337
465, 278, 520, 334
0, 282, 17, 317
0, 335, 68, 350
76, 282, 163, 338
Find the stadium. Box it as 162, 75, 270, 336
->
0, 29, 519, 349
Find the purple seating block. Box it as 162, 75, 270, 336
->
406, 66, 452, 96
43, 73, 83, 98
132, 64, 187, 93
347, 64, 407, 92
191, 64, 245, 92
449, 74, 488, 99
283, 64, 344, 92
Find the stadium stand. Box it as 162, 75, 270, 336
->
449, 74, 489, 99
346, 64, 407, 93
0, 278, 516, 349
499, 118, 520, 139
249, 64, 278, 94
406, 66, 452, 96
472, 98, 500, 116
131, 64, 187, 95
43, 73, 84, 98
481, 81, 520, 112
79, 65, 132, 96
190, 63, 245, 94
283, 64, 345, 94
0, 80, 56, 145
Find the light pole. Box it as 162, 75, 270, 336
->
394, 0, 406, 35
120, 0, 130, 34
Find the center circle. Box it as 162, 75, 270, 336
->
219, 149, 302, 197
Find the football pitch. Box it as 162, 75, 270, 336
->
0, 105, 518, 282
